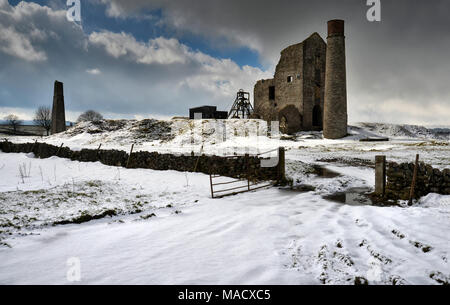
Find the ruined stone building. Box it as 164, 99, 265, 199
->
253, 33, 326, 134
253, 20, 347, 138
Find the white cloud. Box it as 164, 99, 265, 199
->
0, 106, 35, 121
180, 61, 270, 100
88, 32, 190, 65
0, 24, 47, 61
88, 30, 271, 99
86, 68, 102, 75
0, 0, 71, 62
99, 0, 158, 18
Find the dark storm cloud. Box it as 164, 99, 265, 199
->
103, 0, 450, 124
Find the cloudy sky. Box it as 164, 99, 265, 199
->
0, 0, 449, 125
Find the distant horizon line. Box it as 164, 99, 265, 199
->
0, 120, 73, 126
0, 119, 448, 130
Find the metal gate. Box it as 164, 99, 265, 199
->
209, 148, 281, 199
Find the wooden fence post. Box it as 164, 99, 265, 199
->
375, 155, 386, 196
408, 154, 420, 205
31, 139, 38, 153
193, 144, 204, 172
56, 143, 64, 156
209, 174, 214, 198
277, 147, 285, 185
126, 144, 134, 168
245, 154, 250, 191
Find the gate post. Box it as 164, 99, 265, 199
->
408, 154, 420, 205
209, 174, 214, 198
375, 155, 386, 196
277, 147, 286, 185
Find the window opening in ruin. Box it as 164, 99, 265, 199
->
287, 76, 293, 83
269, 86, 275, 100
314, 86, 321, 103
313, 105, 322, 127
315, 69, 321, 86
315, 52, 321, 66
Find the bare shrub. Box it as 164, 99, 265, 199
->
34, 106, 52, 136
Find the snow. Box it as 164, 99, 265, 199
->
0, 153, 207, 244
5, 119, 447, 151
0, 120, 449, 284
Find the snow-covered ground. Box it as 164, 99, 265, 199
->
0, 120, 449, 284
3, 119, 449, 168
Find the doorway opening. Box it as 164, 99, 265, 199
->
312, 105, 322, 128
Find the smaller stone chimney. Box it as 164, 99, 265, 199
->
51, 80, 66, 134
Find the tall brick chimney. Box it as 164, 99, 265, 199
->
51, 80, 66, 134
323, 19, 348, 139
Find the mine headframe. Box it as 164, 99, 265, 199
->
228, 89, 253, 119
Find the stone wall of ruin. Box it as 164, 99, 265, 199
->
273, 42, 304, 119
253, 78, 277, 122
385, 161, 450, 200
302, 35, 326, 130
253, 33, 326, 133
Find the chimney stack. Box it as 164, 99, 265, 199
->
323, 20, 348, 139
51, 80, 66, 134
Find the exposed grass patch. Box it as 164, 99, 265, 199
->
140, 213, 156, 220
392, 229, 405, 239
410, 240, 433, 253
430, 272, 450, 285
53, 209, 117, 225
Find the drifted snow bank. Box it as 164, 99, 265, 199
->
418, 193, 450, 208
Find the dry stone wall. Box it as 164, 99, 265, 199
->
386, 161, 450, 200
0, 141, 282, 182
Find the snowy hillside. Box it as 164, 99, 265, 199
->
3, 119, 450, 162
353, 122, 450, 140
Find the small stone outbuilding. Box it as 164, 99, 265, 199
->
189, 106, 228, 119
